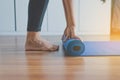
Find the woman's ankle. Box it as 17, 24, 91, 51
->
27, 32, 41, 40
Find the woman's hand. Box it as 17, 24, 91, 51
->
62, 26, 80, 42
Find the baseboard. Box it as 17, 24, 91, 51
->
0, 32, 110, 36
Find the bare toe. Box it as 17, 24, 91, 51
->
49, 45, 59, 51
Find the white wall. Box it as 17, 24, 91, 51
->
47, 0, 66, 33
79, 0, 111, 35
0, 0, 15, 32
0, 0, 112, 35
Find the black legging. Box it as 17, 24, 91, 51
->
27, 0, 49, 32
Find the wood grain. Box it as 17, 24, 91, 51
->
0, 35, 120, 80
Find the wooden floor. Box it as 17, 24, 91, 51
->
0, 35, 120, 80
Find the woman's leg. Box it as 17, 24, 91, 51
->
27, 0, 49, 31
62, 0, 80, 41
26, 0, 59, 51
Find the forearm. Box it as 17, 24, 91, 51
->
62, 0, 76, 27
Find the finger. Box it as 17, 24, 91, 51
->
62, 35, 68, 42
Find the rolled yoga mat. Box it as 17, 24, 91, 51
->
63, 39, 85, 56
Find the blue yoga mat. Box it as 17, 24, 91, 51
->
63, 39, 85, 56
81, 41, 120, 56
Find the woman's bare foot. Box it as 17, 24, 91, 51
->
25, 32, 59, 51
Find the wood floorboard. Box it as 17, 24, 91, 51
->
0, 35, 120, 80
